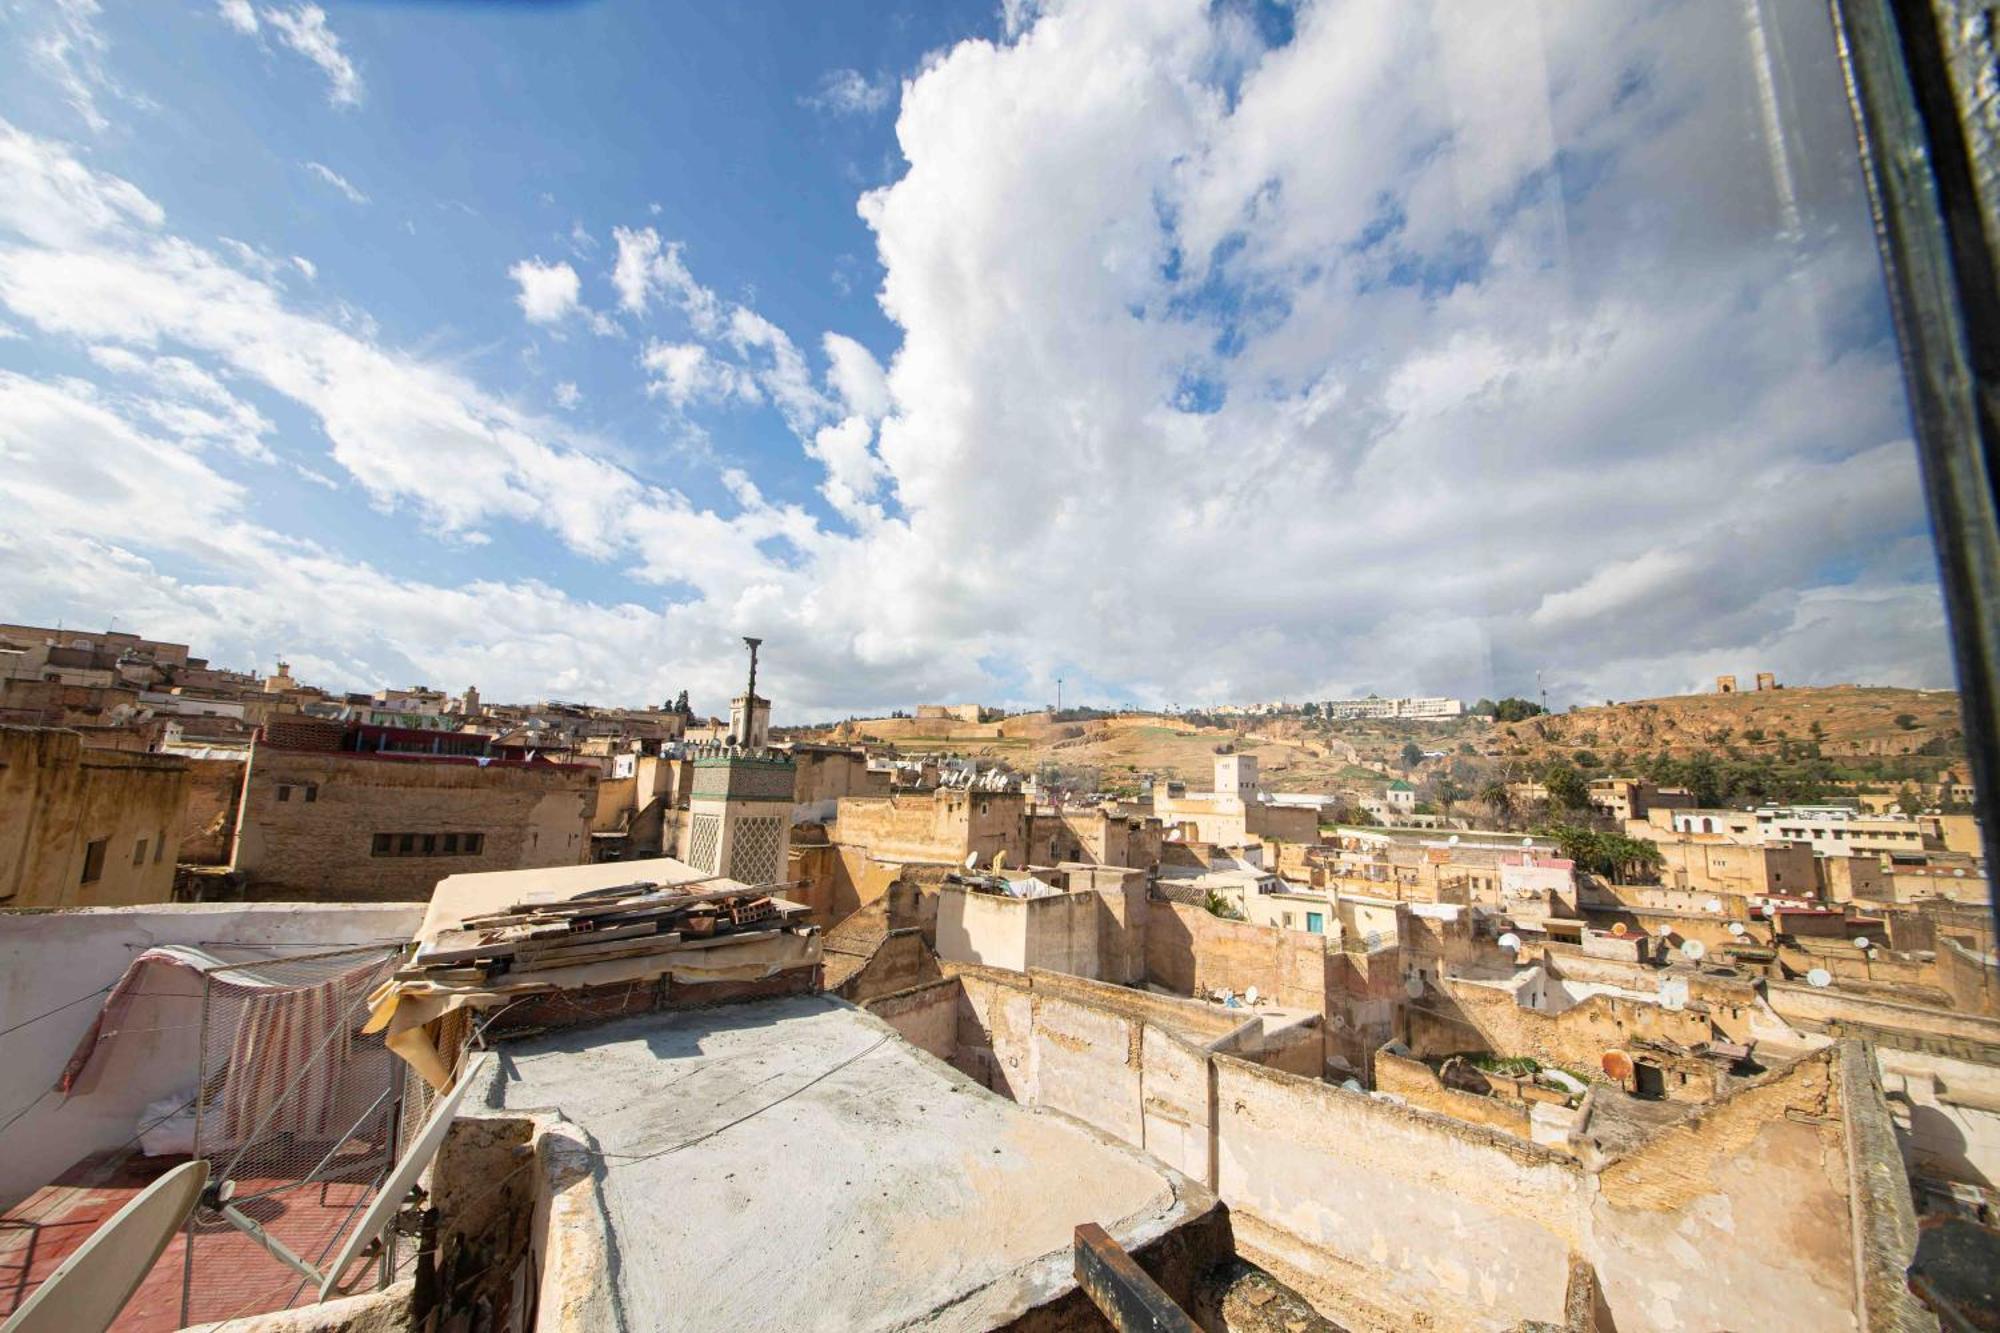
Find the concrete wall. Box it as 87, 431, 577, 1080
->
0, 901, 425, 1207
177, 757, 246, 866
1144, 898, 1328, 1011
1769, 979, 2000, 1059
863, 977, 959, 1059
233, 748, 596, 901
832, 790, 1026, 867
935, 886, 1100, 977
0, 725, 188, 907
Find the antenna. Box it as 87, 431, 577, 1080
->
3, 1159, 207, 1333
1680, 939, 1707, 962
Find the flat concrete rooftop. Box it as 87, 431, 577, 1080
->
475, 994, 1215, 1330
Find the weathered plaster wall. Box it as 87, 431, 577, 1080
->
1212, 1054, 1581, 1331
863, 978, 959, 1059
0, 726, 189, 907
178, 757, 246, 866
233, 749, 596, 901
1145, 898, 1327, 1011
936, 886, 1100, 977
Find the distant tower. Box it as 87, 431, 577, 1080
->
1754, 672, 1776, 692
1716, 675, 1738, 695
461, 684, 481, 716
728, 636, 771, 750
1215, 751, 1259, 805
263, 660, 296, 695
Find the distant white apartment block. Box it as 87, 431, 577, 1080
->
1322, 695, 1464, 720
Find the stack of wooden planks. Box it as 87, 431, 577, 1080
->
402, 878, 811, 984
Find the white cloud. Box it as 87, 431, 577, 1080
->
291, 255, 317, 280
261, 4, 363, 107
804, 68, 891, 116
610, 225, 721, 330
509, 257, 581, 325
304, 161, 368, 204
216, 0, 259, 35
822, 332, 891, 420
640, 340, 760, 409
554, 381, 582, 410
0, 0, 1961, 716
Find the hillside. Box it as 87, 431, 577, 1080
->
787, 685, 1966, 796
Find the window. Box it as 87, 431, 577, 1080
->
153, 828, 165, 864
1306, 911, 1325, 934
303, 784, 317, 803
373, 831, 486, 858
80, 838, 107, 885
132, 838, 147, 866
276, 785, 291, 802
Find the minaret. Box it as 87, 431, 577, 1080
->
686, 635, 792, 885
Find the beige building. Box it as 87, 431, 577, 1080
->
230, 742, 597, 901
0, 725, 188, 907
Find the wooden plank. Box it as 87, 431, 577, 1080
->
509, 934, 687, 972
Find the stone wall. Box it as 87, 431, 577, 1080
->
0, 725, 189, 907
233, 749, 596, 901
936, 885, 1101, 976
1769, 979, 2000, 1060
1409, 973, 1715, 1074
1144, 897, 1328, 1011
831, 790, 1027, 867
863, 977, 959, 1059
178, 757, 245, 865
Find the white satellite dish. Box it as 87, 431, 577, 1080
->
1245, 985, 1260, 1005
2, 1159, 207, 1333
1653, 923, 1673, 937
1497, 932, 1522, 951
1404, 977, 1424, 998
964, 851, 980, 870
1853, 937, 1872, 952
1680, 939, 1707, 962
1703, 898, 1723, 913
1954, 868, 1966, 878
1807, 967, 1833, 988
1761, 903, 1778, 917
1447, 834, 1460, 846
1726, 921, 1746, 937
1521, 837, 1533, 847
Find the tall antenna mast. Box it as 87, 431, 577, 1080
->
743, 636, 762, 701
1056, 676, 1063, 714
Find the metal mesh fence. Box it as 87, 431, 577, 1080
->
175, 945, 420, 1327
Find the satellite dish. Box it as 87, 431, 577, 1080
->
1404, 977, 1424, 998
1447, 835, 1460, 846
1727, 921, 1746, 937
964, 851, 979, 870
1703, 898, 1723, 913
1807, 967, 1833, 988
1761, 903, 1778, 917
3, 1159, 207, 1333
1853, 937, 1872, 951
1610, 921, 1628, 938
1954, 868, 1966, 878
1653, 923, 1673, 937
1602, 1050, 1634, 1081
1245, 985, 1260, 1005
1681, 939, 1707, 962
1497, 932, 1522, 951
1521, 837, 1533, 847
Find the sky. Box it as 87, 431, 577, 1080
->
0, 0, 1961, 721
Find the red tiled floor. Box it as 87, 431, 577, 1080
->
0, 1149, 382, 1331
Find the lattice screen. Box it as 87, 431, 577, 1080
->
726, 815, 783, 885
688, 812, 723, 874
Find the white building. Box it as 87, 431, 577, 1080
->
1322, 696, 1464, 720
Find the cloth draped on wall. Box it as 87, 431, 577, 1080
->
58, 944, 397, 1146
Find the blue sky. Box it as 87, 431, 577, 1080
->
0, 0, 1959, 720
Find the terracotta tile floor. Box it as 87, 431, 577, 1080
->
0, 1149, 381, 1330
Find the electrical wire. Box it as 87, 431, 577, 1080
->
0, 983, 113, 1041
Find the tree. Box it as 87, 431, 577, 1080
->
1302, 701, 1320, 717
1572, 749, 1600, 769
1432, 776, 1465, 816
1540, 762, 1590, 812
1894, 713, 1918, 731
1401, 741, 1424, 771
1492, 697, 1545, 723
1480, 780, 1514, 824
1896, 784, 1924, 816
1471, 698, 1499, 717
